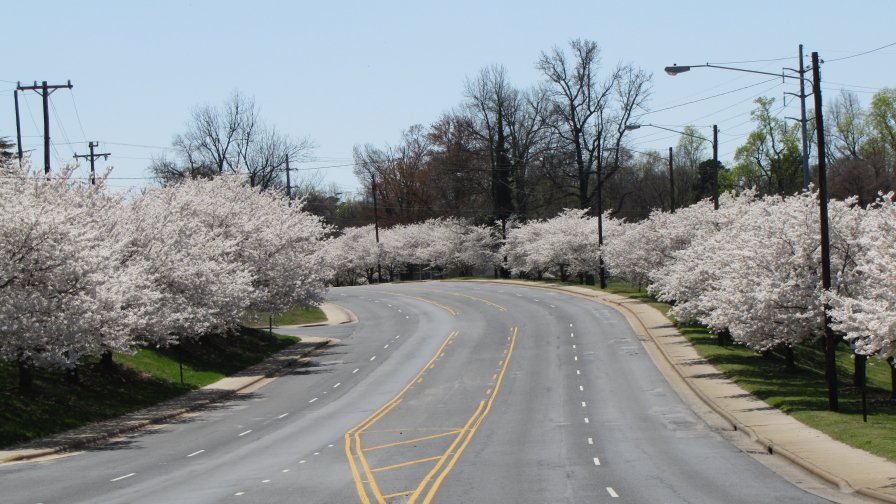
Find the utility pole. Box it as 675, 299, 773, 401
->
73, 141, 110, 186
372, 173, 382, 283
13, 90, 24, 164
285, 153, 292, 201
785, 44, 812, 190
712, 125, 719, 210
17, 80, 73, 175
668, 147, 675, 213
812, 52, 837, 412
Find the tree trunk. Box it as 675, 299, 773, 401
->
18, 360, 33, 393
854, 354, 867, 388
100, 350, 115, 371
784, 345, 796, 371
888, 356, 896, 400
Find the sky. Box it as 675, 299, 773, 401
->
4, 1, 895, 196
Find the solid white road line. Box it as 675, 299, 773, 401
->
607, 487, 619, 498
110, 473, 136, 482
187, 450, 205, 457
239, 430, 252, 437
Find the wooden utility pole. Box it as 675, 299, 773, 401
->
13, 90, 24, 163
73, 142, 110, 186
285, 153, 292, 201
17, 80, 73, 174
812, 52, 838, 412
668, 147, 675, 213
712, 125, 719, 210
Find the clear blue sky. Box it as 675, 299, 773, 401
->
4, 1, 894, 196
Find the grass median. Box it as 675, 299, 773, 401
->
0, 306, 326, 449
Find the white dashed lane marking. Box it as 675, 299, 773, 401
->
309, 397, 318, 403
239, 430, 252, 437
607, 487, 619, 498
110, 473, 136, 482
187, 450, 205, 457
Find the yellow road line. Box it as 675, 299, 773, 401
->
382, 490, 414, 499
408, 400, 485, 504
363, 427, 462, 434
420, 327, 518, 504
371, 455, 443, 473
345, 330, 458, 504
364, 430, 463, 452
370, 290, 459, 316
426, 290, 507, 311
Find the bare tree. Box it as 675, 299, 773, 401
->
536, 39, 651, 212
150, 91, 313, 189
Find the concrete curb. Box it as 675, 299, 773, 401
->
463, 279, 896, 503
1, 338, 332, 464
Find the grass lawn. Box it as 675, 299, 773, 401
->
246, 305, 327, 327
0, 326, 298, 448
598, 278, 896, 462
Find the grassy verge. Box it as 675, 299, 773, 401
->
0, 326, 298, 448
246, 305, 327, 327
597, 279, 896, 462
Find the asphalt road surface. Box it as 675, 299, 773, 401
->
0, 282, 833, 503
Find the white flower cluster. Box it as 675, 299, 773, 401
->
323, 218, 500, 284
605, 191, 894, 361
0, 163, 332, 370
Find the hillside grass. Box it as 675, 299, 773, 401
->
0, 326, 299, 448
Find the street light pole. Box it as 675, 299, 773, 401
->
625, 123, 717, 210
667, 52, 838, 410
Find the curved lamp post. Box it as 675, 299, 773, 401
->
625, 123, 719, 211
666, 53, 839, 411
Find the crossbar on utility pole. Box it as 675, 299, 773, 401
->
73, 142, 110, 186
17, 80, 73, 175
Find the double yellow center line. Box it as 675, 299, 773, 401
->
344, 327, 518, 504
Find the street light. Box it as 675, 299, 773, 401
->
625, 123, 720, 210
667, 52, 839, 412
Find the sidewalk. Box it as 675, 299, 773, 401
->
473, 279, 896, 503
0, 333, 338, 464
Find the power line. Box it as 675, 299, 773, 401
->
824, 41, 896, 63
638, 77, 781, 117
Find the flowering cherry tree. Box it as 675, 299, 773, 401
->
829, 194, 896, 361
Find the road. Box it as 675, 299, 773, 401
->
0, 281, 833, 503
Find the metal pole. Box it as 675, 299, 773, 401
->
668, 146, 675, 213
812, 51, 838, 412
